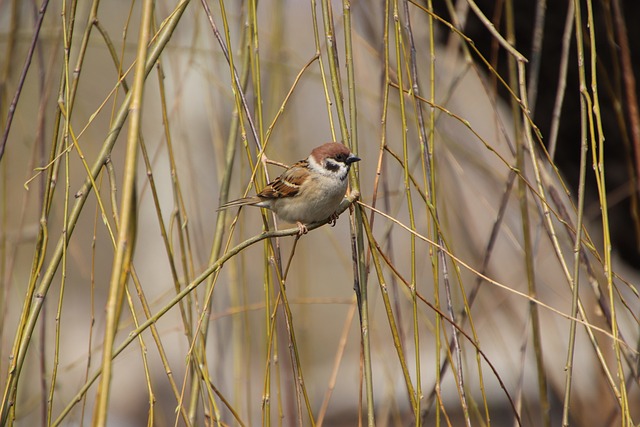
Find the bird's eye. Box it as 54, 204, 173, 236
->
335, 153, 347, 162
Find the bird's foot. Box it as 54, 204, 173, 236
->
296, 221, 309, 236
328, 212, 340, 227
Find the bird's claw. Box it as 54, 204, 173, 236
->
296, 222, 308, 236
328, 212, 339, 227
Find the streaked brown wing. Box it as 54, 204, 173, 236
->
258, 160, 309, 199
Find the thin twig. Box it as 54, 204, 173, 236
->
547, 0, 574, 159
0, 3, 191, 423
611, 0, 640, 249
527, 0, 547, 115
465, 0, 527, 63
0, 0, 51, 162
51, 193, 360, 426
199, 0, 262, 153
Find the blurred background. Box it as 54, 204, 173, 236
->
0, 0, 639, 426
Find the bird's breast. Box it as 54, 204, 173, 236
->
273, 175, 347, 224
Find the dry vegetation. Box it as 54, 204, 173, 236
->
0, 1, 638, 426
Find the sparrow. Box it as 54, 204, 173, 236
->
218, 142, 360, 235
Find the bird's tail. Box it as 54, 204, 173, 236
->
217, 197, 261, 211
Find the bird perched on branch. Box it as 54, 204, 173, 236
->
218, 142, 360, 235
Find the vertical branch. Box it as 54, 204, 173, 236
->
92, 0, 154, 424
547, 1, 574, 159
46, 0, 77, 423
320, 0, 373, 425
392, 0, 421, 423
320, 0, 349, 144
561, 15, 589, 422
0, 3, 190, 425
611, 0, 640, 259
309, 0, 338, 141
527, 0, 547, 115
504, 1, 550, 424
0, 0, 51, 162
583, 0, 632, 423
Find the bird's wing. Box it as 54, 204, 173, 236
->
258, 160, 310, 199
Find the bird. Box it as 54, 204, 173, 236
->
218, 142, 360, 235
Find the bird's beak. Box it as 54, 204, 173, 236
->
346, 154, 361, 165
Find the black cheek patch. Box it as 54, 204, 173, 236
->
325, 160, 340, 172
